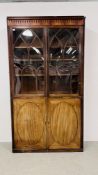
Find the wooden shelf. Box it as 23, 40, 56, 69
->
15, 74, 44, 77
50, 46, 78, 48
49, 93, 80, 98
49, 73, 79, 76
14, 46, 43, 49
15, 92, 44, 98
15, 73, 79, 77
14, 45, 78, 49
14, 58, 79, 62
14, 93, 80, 98
49, 58, 79, 61
14, 58, 44, 62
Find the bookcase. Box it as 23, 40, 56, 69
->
7, 16, 85, 152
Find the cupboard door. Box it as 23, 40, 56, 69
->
47, 97, 81, 150
13, 97, 46, 151
13, 28, 45, 96
48, 28, 80, 96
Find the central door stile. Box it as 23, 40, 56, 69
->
44, 28, 49, 97
44, 28, 49, 150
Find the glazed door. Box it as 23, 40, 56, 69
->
13, 28, 45, 96
48, 28, 80, 95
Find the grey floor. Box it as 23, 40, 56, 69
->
0, 0, 98, 2
0, 142, 98, 175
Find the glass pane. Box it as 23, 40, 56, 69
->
13, 28, 45, 95
48, 28, 80, 95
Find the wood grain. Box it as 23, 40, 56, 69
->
13, 97, 46, 151
47, 97, 81, 149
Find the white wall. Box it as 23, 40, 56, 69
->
0, 2, 98, 142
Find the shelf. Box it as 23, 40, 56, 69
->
14, 58, 44, 62
14, 93, 80, 98
50, 46, 78, 48
49, 73, 79, 76
14, 45, 78, 49
14, 92, 44, 98
14, 46, 43, 49
49, 58, 79, 61
14, 58, 79, 62
49, 93, 80, 98
14, 42, 43, 49
15, 73, 79, 77
15, 74, 44, 77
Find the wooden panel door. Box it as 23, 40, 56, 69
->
13, 97, 46, 151
47, 97, 81, 150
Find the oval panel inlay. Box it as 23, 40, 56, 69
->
51, 102, 78, 146
16, 102, 44, 145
